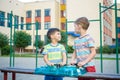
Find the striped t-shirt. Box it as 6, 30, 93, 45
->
42, 43, 66, 64
73, 34, 95, 67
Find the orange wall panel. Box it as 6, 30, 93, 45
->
26, 18, 31, 23
44, 16, 51, 22
118, 33, 120, 38
35, 17, 41, 22
118, 23, 120, 28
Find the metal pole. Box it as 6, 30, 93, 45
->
99, 3, 103, 73
67, 19, 100, 23
65, 19, 68, 64
9, 11, 13, 67
12, 16, 17, 67
114, 0, 119, 74
35, 21, 39, 68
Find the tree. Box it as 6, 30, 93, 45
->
0, 32, 9, 55
14, 31, 31, 53
0, 32, 9, 48
59, 31, 67, 44
34, 40, 44, 48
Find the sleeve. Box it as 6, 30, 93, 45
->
42, 46, 48, 55
88, 37, 95, 47
61, 45, 66, 53
72, 40, 76, 49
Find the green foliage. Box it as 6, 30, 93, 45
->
1, 45, 13, 55
97, 45, 120, 54
14, 31, 31, 48
0, 32, 9, 48
66, 45, 74, 53
45, 37, 51, 45
34, 40, 44, 48
59, 31, 66, 44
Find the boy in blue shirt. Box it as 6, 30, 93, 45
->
42, 28, 66, 80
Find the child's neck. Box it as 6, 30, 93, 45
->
51, 40, 58, 46
80, 30, 87, 36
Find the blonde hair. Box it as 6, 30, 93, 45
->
74, 17, 89, 30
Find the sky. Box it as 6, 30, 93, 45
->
18, 0, 120, 3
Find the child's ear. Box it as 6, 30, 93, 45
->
50, 35, 54, 39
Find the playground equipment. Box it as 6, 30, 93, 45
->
1, 11, 40, 68
35, 64, 86, 77
66, 0, 120, 74
0, 67, 120, 80
0, 0, 120, 80
99, 0, 119, 73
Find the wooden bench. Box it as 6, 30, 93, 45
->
0, 67, 120, 80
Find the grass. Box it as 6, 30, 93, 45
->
0, 53, 120, 60
95, 57, 120, 60
0, 53, 43, 58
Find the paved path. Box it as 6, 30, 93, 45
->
0, 54, 120, 80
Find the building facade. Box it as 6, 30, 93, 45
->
0, 0, 60, 50
117, 4, 120, 46
0, 0, 120, 50
24, 0, 60, 49
103, 0, 113, 45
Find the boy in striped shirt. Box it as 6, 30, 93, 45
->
71, 17, 96, 80
42, 28, 66, 80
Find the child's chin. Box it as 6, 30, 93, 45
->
58, 39, 61, 41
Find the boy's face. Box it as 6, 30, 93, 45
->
51, 31, 61, 41
74, 24, 82, 34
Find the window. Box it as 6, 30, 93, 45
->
117, 17, 120, 23
14, 15, 19, 29
44, 35, 48, 44
26, 23, 31, 30
45, 9, 50, 16
118, 28, 120, 33
35, 22, 41, 30
0, 11, 5, 26
35, 10, 41, 17
21, 17, 24, 30
44, 22, 50, 29
61, 23, 65, 30
7, 13, 11, 27
26, 11, 32, 18
61, 11, 66, 17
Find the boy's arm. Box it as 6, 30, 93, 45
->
61, 52, 66, 66
43, 54, 54, 66
78, 47, 96, 67
71, 50, 77, 64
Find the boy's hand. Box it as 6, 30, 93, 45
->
60, 62, 66, 66
47, 62, 54, 66
77, 61, 86, 67
70, 60, 76, 65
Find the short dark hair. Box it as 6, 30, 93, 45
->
74, 17, 89, 30
47, 28, 60, 39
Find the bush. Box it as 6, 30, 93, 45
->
1, 45, 13, 55
66, 45, 74, 53
97, 45, 120, 54
0, 32, 9, 48
34, 40, 44, 48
